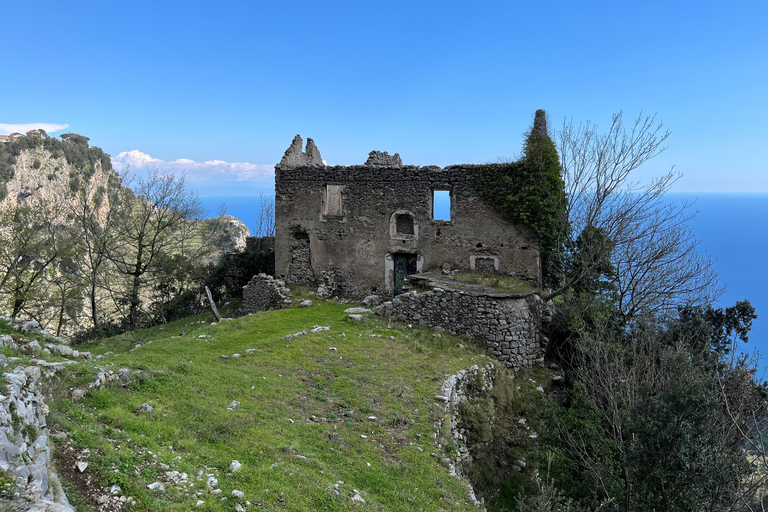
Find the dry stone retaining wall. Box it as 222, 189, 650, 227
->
0, 356, 77, 511
241, 274, 291, 314
374, 288, 544, 368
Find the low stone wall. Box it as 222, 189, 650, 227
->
1, 356, 77, 511
433, 363, 497, 506
241, 274, 291, 314
374, 288, 545, 368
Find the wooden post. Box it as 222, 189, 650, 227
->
205, 286, 222, 322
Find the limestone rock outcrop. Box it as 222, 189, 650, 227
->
204, 215, 251, 263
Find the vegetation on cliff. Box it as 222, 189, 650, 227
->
0, 132, 114, 200
0, 132, 258, 339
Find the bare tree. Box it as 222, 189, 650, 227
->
106, 170, 204, 330
68, 183, 121, 329
543, 112, 719, 320
253, 191, 275, 238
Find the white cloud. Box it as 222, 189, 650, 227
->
112, 150, 275, 195
0, 123, 69, 134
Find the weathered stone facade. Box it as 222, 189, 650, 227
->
241, 274, 291, 314
374, 287, 544, 368
275, 136, 540, 297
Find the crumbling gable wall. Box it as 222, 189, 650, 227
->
274, 137, 540, 297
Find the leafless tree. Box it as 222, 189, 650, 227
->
67, 183, 120, 329
542, 112, 719, 320
106, 170, 205, 330
253, 191, 275, 238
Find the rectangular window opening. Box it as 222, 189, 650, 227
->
433, 190, 451, 221
324, 185, 344, 216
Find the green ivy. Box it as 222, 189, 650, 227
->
469, 115, 567, 287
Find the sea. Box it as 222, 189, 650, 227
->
200, 193, 768, 367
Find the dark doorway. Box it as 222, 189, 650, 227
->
393, 253, 417, 295
288, 230, 314, 284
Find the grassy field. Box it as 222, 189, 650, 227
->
450, 272, 537, 294
44, 297, 504, 511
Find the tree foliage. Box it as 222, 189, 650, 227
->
540, 301, 765, 512
470, 110, 567, 286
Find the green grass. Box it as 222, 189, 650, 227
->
47, 300, 499, 511
444, 270, 537, 294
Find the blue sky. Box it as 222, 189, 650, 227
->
1, 0, 766, 196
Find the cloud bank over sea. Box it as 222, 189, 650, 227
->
0, 123, 70, 134
112, 150, 275, 196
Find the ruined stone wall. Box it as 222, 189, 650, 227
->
373, 288, 543, 368
275, 163, 540, 297
245, 236, 275, 252
241, 274, 291, 314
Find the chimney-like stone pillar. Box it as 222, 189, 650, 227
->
533, 109, 548, 138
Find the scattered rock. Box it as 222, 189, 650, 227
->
344, 307, 370, 314
22, 320, 40, 332
147, 481, 164, 492
350, 489, 365, 503
137, 403, 154, 413
229, 460, 242, 472
361, 295, 382, 307
299, 300, 313, 307
348, 314, 363, 322
76, 462, 88, 473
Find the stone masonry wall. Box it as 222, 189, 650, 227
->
275, 158, 541, 298
241, 274, 291, 314
374, 288, 544, 368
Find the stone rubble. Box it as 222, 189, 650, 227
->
283, 325, 330, 340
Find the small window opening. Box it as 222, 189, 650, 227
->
433, 190, 451, 221
476, 243, 483, 248
324, 185, 344, 216
395, 214, 414, 235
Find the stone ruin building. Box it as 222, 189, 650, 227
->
274, 135, 541, 298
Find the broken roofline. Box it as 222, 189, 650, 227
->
278, 135, 404, 169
